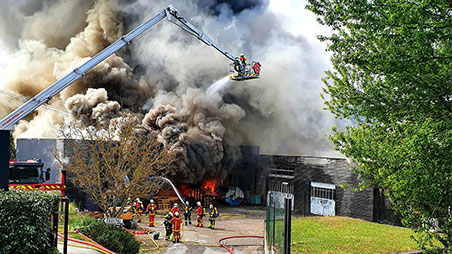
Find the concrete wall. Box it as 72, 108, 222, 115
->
16, 138, 60, 184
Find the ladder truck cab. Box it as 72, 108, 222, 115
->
9, 159, 66, 196
9, 159, 50, 184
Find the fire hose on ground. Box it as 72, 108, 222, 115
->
156, 176, 266, 252
126, 224, 160, 252
57, 232, 116, 254
217, 235, 265, 254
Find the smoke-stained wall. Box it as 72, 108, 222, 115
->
259, 155, 374, 221
1, 0, 344, 184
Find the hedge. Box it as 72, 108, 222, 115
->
0, 189, 60, 254
80, 217, 140, 254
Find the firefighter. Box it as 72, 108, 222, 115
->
135, 198, 144, 223
196, 201, 204, 227
208, 204, 218, 229
146, 199, 156, 227
183, 200, 192, 225
170, 202, 180, 215
164, 212, 173, 241
239, 53, 247, 65
171, 211, 183, 243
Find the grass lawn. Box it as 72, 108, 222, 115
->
57, 203, 87, 240
292, 216, 424, 254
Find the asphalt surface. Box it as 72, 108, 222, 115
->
56, 206, 265, 254
57, 242, 102, 254
140, 206, 266, 254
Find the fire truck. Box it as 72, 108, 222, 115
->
9, 159, 66, 196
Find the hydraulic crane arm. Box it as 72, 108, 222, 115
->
0, 8, 167, 130
0, 5, 259, 130
166, 7, 236, 61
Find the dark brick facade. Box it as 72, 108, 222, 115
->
258, 154, 374, 222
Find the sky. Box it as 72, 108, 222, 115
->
269, 0, 331, 46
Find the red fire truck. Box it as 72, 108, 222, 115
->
9, 159, 66, 196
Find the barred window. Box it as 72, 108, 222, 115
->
310, 182, 336, 216
310, 182, 335, 199
269, 180, 293, 194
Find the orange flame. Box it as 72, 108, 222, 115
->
202, 179, 217, 196
178, 185, 193, 196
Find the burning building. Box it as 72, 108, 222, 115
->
4, 0, 387, 221
16, 138, 397, 225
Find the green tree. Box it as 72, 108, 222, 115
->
9, 132, 16, 160
307, 0, 452, 251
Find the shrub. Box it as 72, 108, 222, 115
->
80, 218, 140, 254
0, 189, 60, 254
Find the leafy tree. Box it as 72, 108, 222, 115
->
54, 115, 176, 217
307, 0, 452, 251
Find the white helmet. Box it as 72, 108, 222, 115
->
209, 204, 213, 209
185, 201, 189, 205
240, 53, 244, 57
136, 198, 140, 202
197, 201, 201, 206
150, 199, 154, 203
174, 203, 178, 207
168, 212, 173, 217
175, 212, 180, 217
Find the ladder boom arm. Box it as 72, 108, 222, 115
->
166, 6, 236, 62
0, 9, 167, 130
0, 5, 241, 130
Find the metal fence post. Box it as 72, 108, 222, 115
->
52, 207, 59, 247
63, 197, 69, 254
273, 199, 276, 248
284, 197, 292, 254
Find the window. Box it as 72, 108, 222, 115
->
310, 182, 336, 216
269, 180, 293, 194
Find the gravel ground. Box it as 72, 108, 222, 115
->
135, 205, 266, 254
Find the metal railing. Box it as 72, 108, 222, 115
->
266, 191, 292, 254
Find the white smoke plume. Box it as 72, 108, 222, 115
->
0, 0, 148, 137
0, 0, 343, 183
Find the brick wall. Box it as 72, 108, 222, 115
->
259, 155, 374, 222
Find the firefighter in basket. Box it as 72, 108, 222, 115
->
239, 53, 247, 65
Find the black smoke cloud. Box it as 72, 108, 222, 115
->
0, 0, 342, 184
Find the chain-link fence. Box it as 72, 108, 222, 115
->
266, 191, 292, 254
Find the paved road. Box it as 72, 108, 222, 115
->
57, 242, 101, 254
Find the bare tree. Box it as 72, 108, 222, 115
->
53, 115, 176, 217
